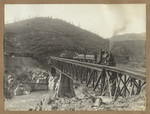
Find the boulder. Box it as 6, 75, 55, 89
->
34, 84, 48, 90
24, 85, 32, 92
36, 77, 47, 83
48, 77, 60, 91
23, 90, 31, 95
7, 74, 13, 79
93, 98, 103, 107
8, 78, 14, 85
34, 77, 48, 90
14, 84, 32, 96
14, 87, 24, 96
48, 77, 55, 90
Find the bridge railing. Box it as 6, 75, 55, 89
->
50, 56, 146, 101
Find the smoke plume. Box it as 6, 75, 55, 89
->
108, 5, 129, 51
109, 23, 127, 51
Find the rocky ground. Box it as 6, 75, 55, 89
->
5, 69, 146, 111
29, 84, 146, 111
5, 90, 55, 111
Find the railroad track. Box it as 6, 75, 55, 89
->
51, 56, 146, 81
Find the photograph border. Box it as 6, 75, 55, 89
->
0, 0, 150, 114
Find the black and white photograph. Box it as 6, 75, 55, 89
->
4, 4, 146, 111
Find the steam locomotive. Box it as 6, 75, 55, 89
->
99, 50, 116, 66
61, 49, 116, 67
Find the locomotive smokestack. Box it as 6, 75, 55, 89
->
109, 39, 114, 51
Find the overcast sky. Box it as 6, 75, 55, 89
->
5, 4, 146, 38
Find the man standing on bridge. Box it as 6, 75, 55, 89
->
94, 52, 98, 64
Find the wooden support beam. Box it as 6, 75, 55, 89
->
106, 72, 112, 99
119, 75, 131, 96
93, 69, 106, 91
69, 64, 72, 76
76, 66, 80, 81
115, 76, 131, 99
133, 79, 140, 91
79, 66, 83, 82
101, 76, 108, 96
74, 65, 77, 80
93, 75, 102, 91
100, 70, 106, 95
80, 67, 84, 83
84, 68, 88, 83
131, 78, 135, 96
86, 68, 89, 83
142, 81, 146, 87
86, 70, 94, 87
136, 80, 142, 95
124, 75, 127, 97
113, 75, 120, 101
93, 70, 96, 87
73, 65, 76, 79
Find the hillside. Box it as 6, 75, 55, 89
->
4, 17, 146, 69
109, 33, 146, 68
5, 17, 109, 56
110, 33, 146, 42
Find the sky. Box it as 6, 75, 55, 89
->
5, 4, 146, 38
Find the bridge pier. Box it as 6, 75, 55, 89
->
52, 73, 75, 98
57, 73, 75, 98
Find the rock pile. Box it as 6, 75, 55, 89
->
14, 84, 32, 96
29, 82, 146, 111
30, 85, 106, 111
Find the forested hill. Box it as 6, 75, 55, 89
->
109, 33, 146, 68
110, 33, 146, 42
5, 17, 109, 56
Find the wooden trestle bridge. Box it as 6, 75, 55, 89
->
50, 56, 146, 101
